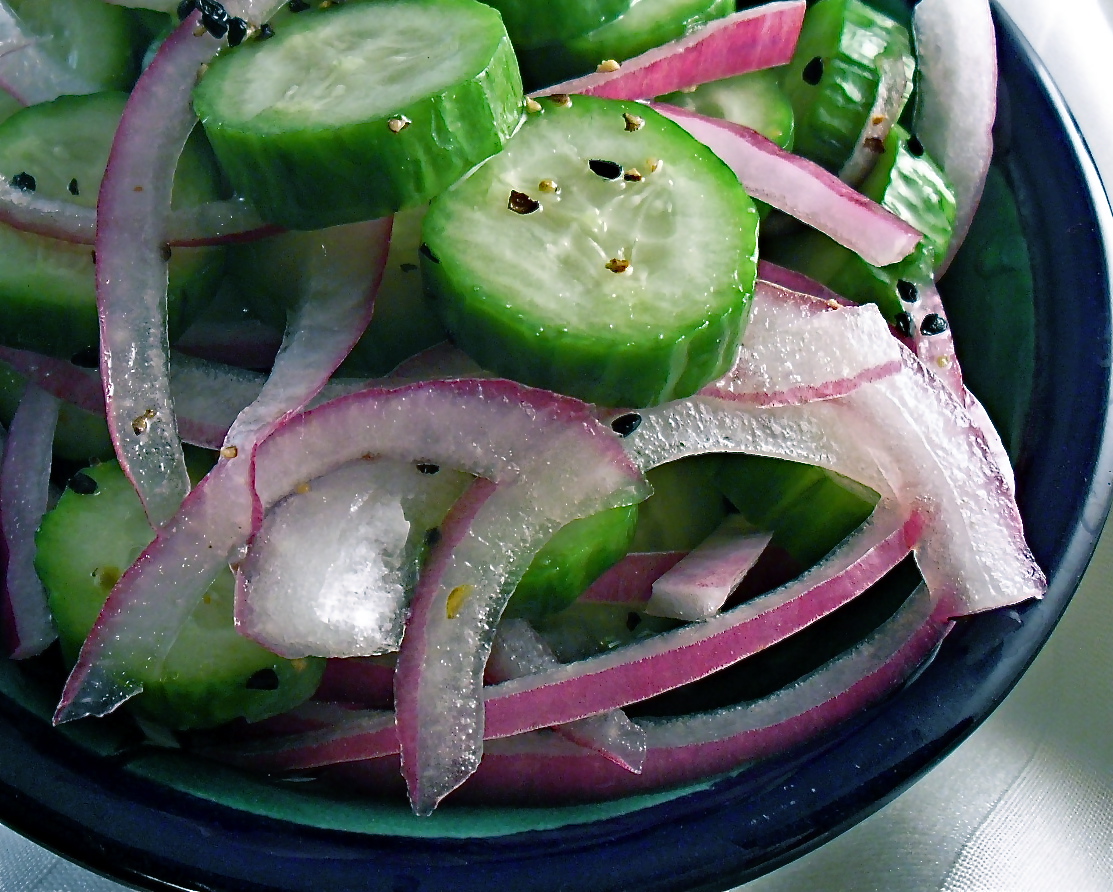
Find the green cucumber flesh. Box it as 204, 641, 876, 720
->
480, 0, 633, 49
630, 455, 729, 552
9, 0, 142, 92
781, 0, 913, 172
0, 92, 226, 360
659, 68, 796, 151
422, 95, 758, 408
505, 504, 640, 622
193, 0, 525, 229
35, 460, 325, 730
520, 0, 733, 90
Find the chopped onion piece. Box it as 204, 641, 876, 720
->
653, 104, 922, 267
0, 2, 97, 105
839, 47, 913, 186
646, 518, 771, 621
913, 0, 996, 272
489, 619, 646, 773
0, 384, 59, 658
532, 2, 805, 99
578, 551, 686, 605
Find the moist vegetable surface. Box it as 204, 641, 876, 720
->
0, 0, 1045, 817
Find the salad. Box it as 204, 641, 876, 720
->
0, 0, 1044, 817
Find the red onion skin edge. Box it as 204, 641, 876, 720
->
577, 551, 687, 605
95, 12, 221, 528
652, 104, 922, 268
0, 385, 59, 659
532, 2, 806, 99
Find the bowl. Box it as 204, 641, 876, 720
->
0, 4, 1110, 891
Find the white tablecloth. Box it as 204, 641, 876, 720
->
3, 1, 1111, 889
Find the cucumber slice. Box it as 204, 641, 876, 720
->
505, 504, 640, 622
480, 0, 632, 49
35, 460, 325, 730
8, 0, 142, 92
780, 0, 912, 172
0, 92, 226, 360
630, 455, 728, 551
519, 0, 733, 90
659, 68, 795, 151
422, 95, 759, 408
715, 455, 878, 567
762, 125, 955, 320
0, 359, 113, 465
193, 0, 524, 230
230, 206, 448, 376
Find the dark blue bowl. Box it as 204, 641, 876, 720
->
0, 5, 1109, 891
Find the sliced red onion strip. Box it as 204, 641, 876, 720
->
757, 261, 854, 307
0, 384, 59, 658
653, 104, 921, 267
646, 518, 771, 621
913, 0, 996, 272
0, 2, 97, 105
215, 503, 916, 773
95, 14, 221, 527
838, 352, 1042, 616
488, 619, 646, 773
387, 341, 490, 381
0, 179, 276, 247
577, 551, 686, 605
702, 296, 903, 407
532, 2, 805, 99
0, 347, 106, 418
316, 657, 396, 710
838, 47, 913, 186
173, 317, 283, 369
56, 380, 646, 725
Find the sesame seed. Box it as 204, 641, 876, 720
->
894, 311, 914, 338
610, 413, 642, 437
68, 178, 79, 196
606, 258, 630, 274
624, 169, 643, 182
549, 93, 572, 107
623, 112, 645, 132
525, 97, 542, 113
589, 159, 623, 180
11, 172, 35, 192
388, 116, 411, 133
897, 280, 919, 303
802, 56, 824, 85
508, 190, 540, 214
920, 313, 949, 336
416, 462, 440, 475
221, 445, 239, 460
538, 179, 559, 193
68, 473, 98, 495
597, 59, 621, 73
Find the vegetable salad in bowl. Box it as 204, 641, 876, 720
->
0, 0, 1104, 887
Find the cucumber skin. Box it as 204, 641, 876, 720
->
505, 504, 640, 622
481, 0, 633, 48
193, 2, 526, 230
35, 461, 325, 730
630, 455, 728, 552
0, 93, 226, 360
422, 96, 758, 409
781, 0, 912, 172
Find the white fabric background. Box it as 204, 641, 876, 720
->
1, 0, 1110, 889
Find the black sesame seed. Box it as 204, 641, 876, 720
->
907, 134, 925, 157
920, 313, 949, 336
176, 0, 197, 20
11, 171, 35, 192
288, 0, 310, 10
426, 527, 442, 548
68, 472, 98, 495
508, 189, 540, 214
400, 262, 418, 272
802, 56, 824, 85
610, 412, 642, 437
418, 243, 440, 264
257, 22, 275, 39
71, 347, 99, 368
416, 462, 440, 475
227, 16, 248, 46
245, 667, 281, 691
894, 311, 915, 338
160, 245, 172, 262
896, 279, 919, 303
589, 159, 623, 180
626, 611, 642, 631
204, 15, 229, 38
67, 178, 79, 196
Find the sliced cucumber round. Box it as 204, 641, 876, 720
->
505, 503, 640, 622
630, 455, 728, 552
520, 0, 733, 90
193, 0, 525, 230
0, 92, 226, 360
659, 68, 795, 151
480, 0, 632, 49
422, 95, 759, 408
35, 460, 325, 730
781, 0, 912, 172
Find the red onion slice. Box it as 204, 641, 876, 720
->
488, 619, 646, 773
652, 104, 922, 267
387, 342, 490, 381
316, 657, 396, 710
646, 518, 771, 621
578, 551, 686, 605
757, 261, 854, 307
95, 13, 222, 527
0, 384, 59, 658
913, 0, 996, 272
838, 47, 913, 186
532, 2, 805, 99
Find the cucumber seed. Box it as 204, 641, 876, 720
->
606, 257, 631, 273
623, 112, 645, 132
